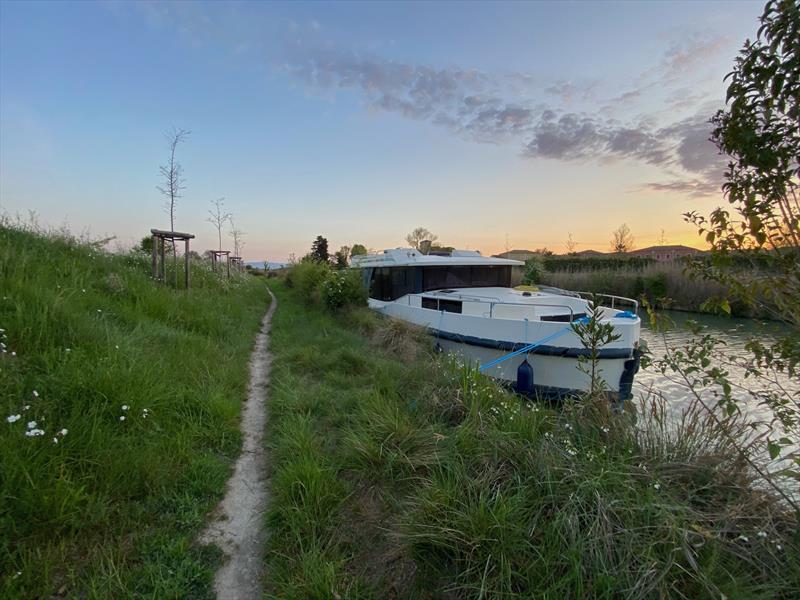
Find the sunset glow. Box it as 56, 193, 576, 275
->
0, 1, 765, 260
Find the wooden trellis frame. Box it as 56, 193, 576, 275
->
150, 229, 195, 289
230, 256, 244, 272
209, 250, 231, 278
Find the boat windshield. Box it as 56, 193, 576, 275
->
369, 265, 518, 301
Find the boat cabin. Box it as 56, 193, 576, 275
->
352, 248, 523, 302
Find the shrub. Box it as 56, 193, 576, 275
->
522, 256, 546, 284
320, 269, 367, 310
288, 260, 331, 303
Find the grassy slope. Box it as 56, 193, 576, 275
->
266, 279, 799, 599
0, 227, 269, 598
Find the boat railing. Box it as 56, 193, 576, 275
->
408, 294, 578, 321
573, 292, 639, 314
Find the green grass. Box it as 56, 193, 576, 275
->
0, 225, 270, 598
265, 278, 800, 598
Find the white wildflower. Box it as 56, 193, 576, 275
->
6, 414, 21, 423
27, 421, 37, 429
25, 428, 45, 437
65, 348, 71, 352
60, 428, 68, 436
53, 437, 58, 444
32, 390, 39, 398
23, 405, 30, 411
121, 405, 129, 411
119, 415, 126, 421
737, 535, 749, 542
776, 544, 783, 551
653, 482, 661, 490
757, 531, 767, 539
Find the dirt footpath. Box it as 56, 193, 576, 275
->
200, 288, 276, 600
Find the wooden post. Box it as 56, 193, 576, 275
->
226, 255, 230, 279
173, 238, 178, 288
159, 236, 166, 281
151, 234, 157, 279
184, 239, 190, 289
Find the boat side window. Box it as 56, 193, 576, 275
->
369, 267, 416, 301
421, 297, 462, 313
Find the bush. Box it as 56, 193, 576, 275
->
522, 256, 546, 284
320, 269, 367, 310
287, 260, 331, 303
633, 272, 668, 303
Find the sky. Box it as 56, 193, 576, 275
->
0, 0, 766, 261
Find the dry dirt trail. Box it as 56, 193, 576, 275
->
199, 288, 276, 600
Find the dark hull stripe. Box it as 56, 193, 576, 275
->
431, 328, 633, 359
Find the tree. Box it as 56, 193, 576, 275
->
229, 217, 245, 257
350, 244, 367, 257
405, 227, 438, 250
157, 127, 190, 233
610, 223, 634, 253
334, 245, 351, 269
138, 234, 172, 254
660, 0, 799, 507
565, 232, 578, 255
310, 235, 329, 263
658, 229, 669, 246
207, 197, 231, 252
686, 0, 799, 325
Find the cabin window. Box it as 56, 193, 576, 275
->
421, 265, 511, 292
369, 267, 416, 301
421, 297, 462, 314
439, 299, 463, 313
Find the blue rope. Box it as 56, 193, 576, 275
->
478, 316, 590, 372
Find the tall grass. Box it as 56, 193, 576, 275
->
0, 224, 269, 598
265, 278, 799, 598
541, 262, 742, 314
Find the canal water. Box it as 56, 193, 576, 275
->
635, 310, 797, 432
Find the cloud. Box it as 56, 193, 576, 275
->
288, 48, 727, 195
662, 33, 732, 78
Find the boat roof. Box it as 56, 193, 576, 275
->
350, 248, 523, 268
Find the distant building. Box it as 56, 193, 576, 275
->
574, 249, 606, 257
628, 245, 701, 262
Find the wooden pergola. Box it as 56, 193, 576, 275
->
150, 229, 195, 288
209, 250, 231, 278
230, 256, 244, 272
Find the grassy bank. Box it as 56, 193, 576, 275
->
0, 225, 269, 598
265, 278, 799, 598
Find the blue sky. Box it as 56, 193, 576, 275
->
0, 0, 764, 260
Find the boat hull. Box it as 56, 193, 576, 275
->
368, 293, 641, 400
436, 337, 632, 398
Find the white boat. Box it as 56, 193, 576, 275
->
351, 248, 642, 400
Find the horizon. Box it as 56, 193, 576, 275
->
0, 0, 764, 261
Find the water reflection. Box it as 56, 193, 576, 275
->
635, 311, 796, 424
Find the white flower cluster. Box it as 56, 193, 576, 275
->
6, 390, 69, 443
0, 327, 15, 357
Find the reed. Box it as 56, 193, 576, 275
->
541, 262, 741, 313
